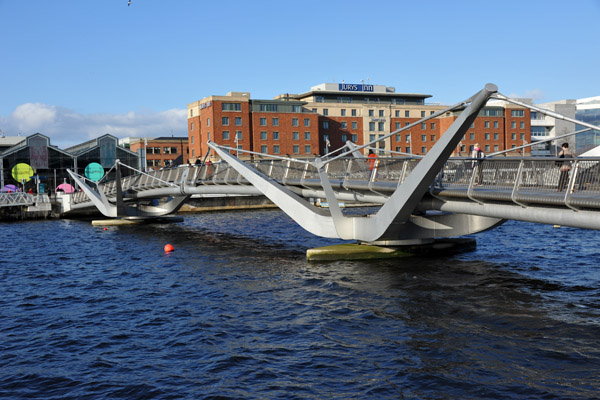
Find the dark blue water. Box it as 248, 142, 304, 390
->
1, 210, 599, 399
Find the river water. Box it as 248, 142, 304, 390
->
1, 210, 599, 399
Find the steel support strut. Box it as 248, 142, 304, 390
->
211, 83, 500, 242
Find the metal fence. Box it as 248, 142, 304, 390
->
68, 156, 600, 210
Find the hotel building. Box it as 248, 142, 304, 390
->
187, 83, 531, 160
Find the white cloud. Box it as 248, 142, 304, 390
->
0, 103, 187, 148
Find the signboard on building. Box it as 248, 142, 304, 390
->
339, 83, 374, 92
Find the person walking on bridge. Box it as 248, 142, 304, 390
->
367, 149, 377, 180
557, 142, 575, 192
471, 143, 485, 184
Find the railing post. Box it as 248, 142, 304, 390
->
511, 160, 527, 208
565, 160, 581, 211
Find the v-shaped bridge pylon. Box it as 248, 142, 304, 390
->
210, 83, 503, 243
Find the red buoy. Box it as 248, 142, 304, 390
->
164, 244, 174, 253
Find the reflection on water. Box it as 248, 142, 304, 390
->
1, 210, 599, 399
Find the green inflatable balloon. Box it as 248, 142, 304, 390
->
11, 163, 34, 183
85, 162, 104, 181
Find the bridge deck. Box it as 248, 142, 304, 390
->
67, 156, 600, 213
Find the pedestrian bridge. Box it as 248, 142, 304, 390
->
65, 84, 600, 244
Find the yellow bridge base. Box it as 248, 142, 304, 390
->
306, 238, 476, 261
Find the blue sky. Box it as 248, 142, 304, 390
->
1, 0, 599, 147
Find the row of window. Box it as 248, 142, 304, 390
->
320, 108, 440, 118
146, 147, 179, 154
259, 145, 312, 155
259, 117, 312, 127
221, 131, 316, 141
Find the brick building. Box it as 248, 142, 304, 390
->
187, 83, 530, 160
122, 136, 189, 170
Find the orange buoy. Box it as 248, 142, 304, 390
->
164, 244, 174, 253
103, 227, 108, 230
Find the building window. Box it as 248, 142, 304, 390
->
395, 110, 400, 117
352, 121, 357, 129
192, 149, 195, 158
260, 104, 278, 112
431, 122, 436, 130
369, 122, 375, 131
378, 122, 385, 131
421, 111, 425, 117
235, 117, 242, 126
292, 118, 299, 127
485, 132, 490, 140
304, 145, 311, 154
260, 131, 267, 140
369, 134, 376, 142
304, 132, 310, 140
207, 118, 210, 127
190, 109, 193, 117
323, 108, 328, 116
260, 118, 267, 126
369, 110, 374, 117
469, 132, 475, 140
406, 146, 411, 153
273, 131, 279, 140
430, 135, 436, 141
272, 118, 279, 126
421, 146, 427, 154
520, 121, 525, 129
421, 134, 427, 142
494, 145, 499, 151
292, 105, 301, 112
351, 134, 357, 142
315, 96, 324, 103
341, 134, 347, 142
511, 110, 525, 117
236, 131, 242, 140
405, 122, 410, 126
273, 145, 280, 154
485, 144, 490, 152
520, 133, 525, 140
341, 109, 346, 116
494, 132, 499, 140
421, 123, 426, 130
351, 109, 357, 116
484, 121, 489, 128
511, 121, 516, 129
379, 110, 384, 117
293, 145, 299, 154
494, 121, 499, 128
304, 118, 310, 127
191, 136, 194, 144
261, 145, 268, 153
222, 117, 229, 126
512, 133, 517, 140
293, 131, 299, 140
341, 121, 347, 129
190, 122, 194, 131
405, 134, 410, 143
222, 131, 230, 140
323, 121, 329, 129
405, 110, 410, 117
222, 103, 241, 111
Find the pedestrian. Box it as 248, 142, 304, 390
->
471, 143, 485, 184
557, 142, 575, 191
367, 149, 377, 180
